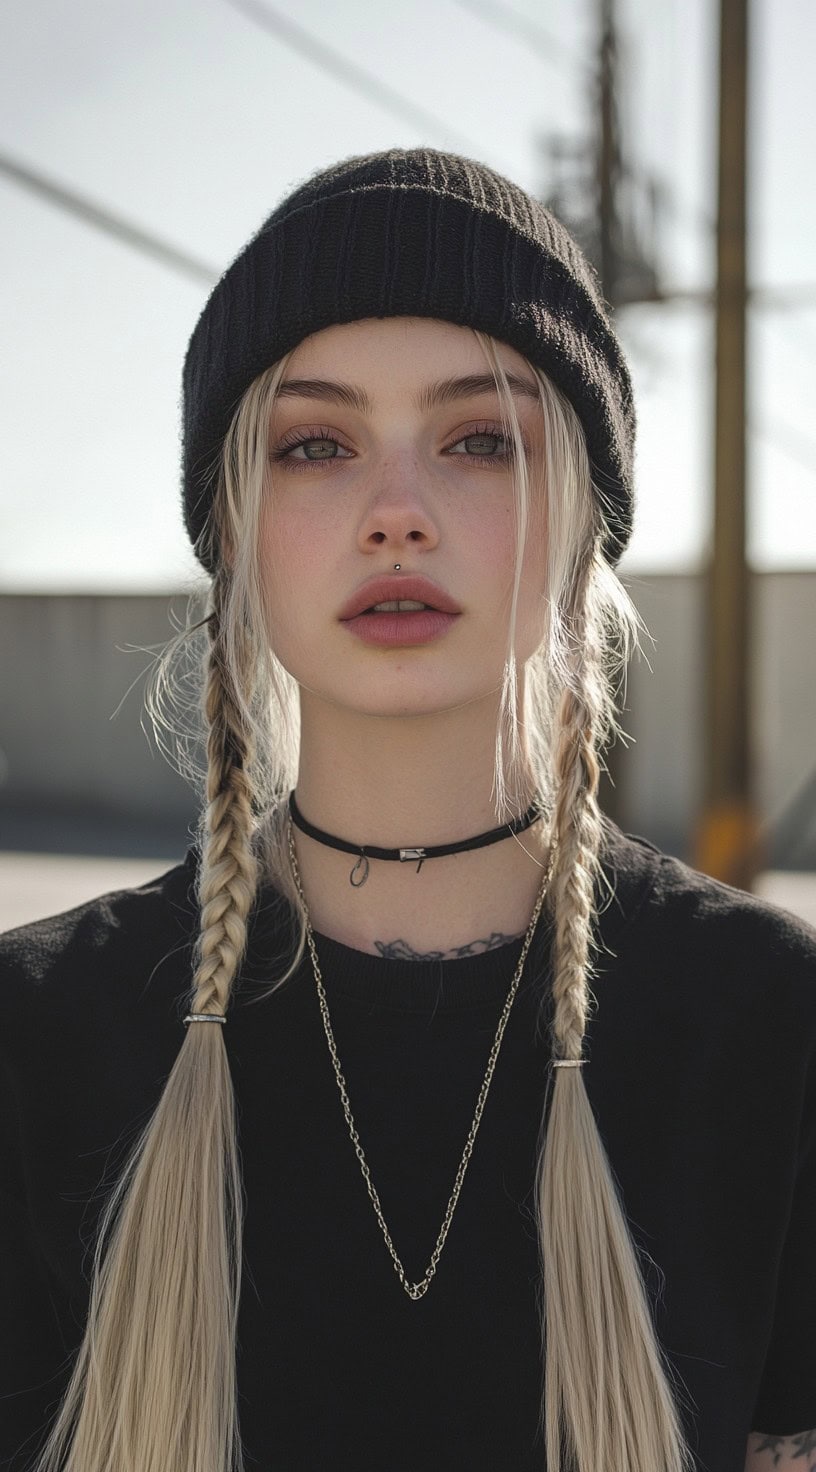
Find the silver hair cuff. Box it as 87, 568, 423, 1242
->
552, 1059, 586, 1068
183, 1012, 227, 1025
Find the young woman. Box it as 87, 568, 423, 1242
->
2, 149, 814, 1472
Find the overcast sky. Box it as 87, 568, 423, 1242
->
1, 0, 814, 591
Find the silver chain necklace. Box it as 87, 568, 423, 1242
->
286, 815, 556, 1300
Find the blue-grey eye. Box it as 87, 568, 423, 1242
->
457, 433, 506, 455
301, 439, 339, 460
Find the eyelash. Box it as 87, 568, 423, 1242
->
446, 423, 518, 462
270, 426, 353, 470
269, 422, 520, 471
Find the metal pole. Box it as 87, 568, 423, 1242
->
598, 0, 618, 300
595, 0, 628, 825
693, 0, 763, 887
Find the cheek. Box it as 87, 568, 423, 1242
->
517, 528, 549, 651
258, 497, 324, 605
257, 496, 346, 671
473, 500, 537, 612
259, 492, 303, 562
257, 500, 311, 650
260, 484, 348, 558
471, 499, 516, 571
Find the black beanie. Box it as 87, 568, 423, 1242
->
182, 148, 635, 570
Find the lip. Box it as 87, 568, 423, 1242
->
343, 608, 459, 647
338, 575, 462, 621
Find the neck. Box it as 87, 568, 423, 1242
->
289, 690, 552, 958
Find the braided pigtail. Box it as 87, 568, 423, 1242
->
195, 574, 259, 1016
28, 575, 255, 1472
533, 553, 695, 1472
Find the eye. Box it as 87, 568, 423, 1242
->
291, 438, 349, 461
446, 427, 514, 461
270, 428, 354, 468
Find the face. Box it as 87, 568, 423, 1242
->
258, 316, 548, 720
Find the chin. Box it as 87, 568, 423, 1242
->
335, 673, 501, 720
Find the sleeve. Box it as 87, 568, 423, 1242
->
0, 1062, 76, 1470
751, 1017, 816, 1434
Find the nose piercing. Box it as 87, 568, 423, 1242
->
394, 563, 401, 570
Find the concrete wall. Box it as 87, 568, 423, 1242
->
619, 571, 816, 865
1, 576, 814, 865
0, 594, 199, 856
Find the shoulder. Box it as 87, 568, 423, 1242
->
0, 851, 200, 1040
599, 816, 816, 1021
601, 815, 816, 955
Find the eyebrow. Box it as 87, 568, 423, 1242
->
276, 377, 373, 413
416, 372, 540, 411
275, 372, 540, 415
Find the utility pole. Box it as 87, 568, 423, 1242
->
692, 0, 763, 888
595, 0, 625, 827
542, 0, 661, 826
542, 0, 660, 310
598, 0, 618, 298
542, 0, 763, 887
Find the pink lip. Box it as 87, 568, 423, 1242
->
338, 574, 461, 621
343, 608, 460, 647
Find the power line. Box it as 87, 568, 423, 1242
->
752, 417, 816, 479
225, 0, 497, 162
0, 151, 219, 286
749, 284, 816, 311
619, 282, 816, 309
449, 0, 588, 72
755, 310, 816, 379
3, 129, 815, 324
9, 140, 810, 316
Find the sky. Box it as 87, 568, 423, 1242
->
1, 0, 814, 591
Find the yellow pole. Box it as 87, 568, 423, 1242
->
693, 0, 764, 889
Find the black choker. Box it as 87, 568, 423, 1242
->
288, 790, 545, 887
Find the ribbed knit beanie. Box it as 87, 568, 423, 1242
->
182, 147, 635, 570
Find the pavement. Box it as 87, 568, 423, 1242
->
1, 849, 816, 935
0, 851, 181, 932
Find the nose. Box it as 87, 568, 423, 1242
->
357, 452, 440, 557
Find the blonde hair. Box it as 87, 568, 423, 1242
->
28, 333, 696, 1472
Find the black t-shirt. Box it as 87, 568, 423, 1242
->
2, 820, 815, 1472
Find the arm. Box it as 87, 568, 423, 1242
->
746, 1430, 816, 1470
